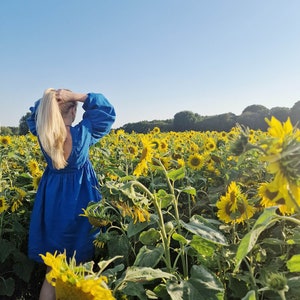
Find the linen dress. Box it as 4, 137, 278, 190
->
27, 93, 116, 263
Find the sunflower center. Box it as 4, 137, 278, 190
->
191, 157, 201, 166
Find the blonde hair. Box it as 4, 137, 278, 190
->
36, 88, 77, 169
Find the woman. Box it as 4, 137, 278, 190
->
27, 88, 116, 299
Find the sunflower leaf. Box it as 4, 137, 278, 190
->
234, 207, 279, 272
287, 254, 300, 272
167, 167, 185, 182
180, 218, 228, 246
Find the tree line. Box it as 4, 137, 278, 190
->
121, 101, 300, 133
1, 101, 300, 135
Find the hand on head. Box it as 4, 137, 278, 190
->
56, 89, 73, 103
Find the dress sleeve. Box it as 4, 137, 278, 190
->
81, 93, 116, 145
26, 99, 41, 136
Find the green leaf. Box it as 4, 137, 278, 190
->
0, 239, 15, 263
97, 256, 123, 274
139, 228, 161, 245
287, 254, 300, 272
155, 189, 174, 208
188, 265, 224, 299
107, 234, 130, 263
167, 266, 225, 300
167, 280, 204, 300
134, 245, 164, 268
180, 186, 197, 196
121, 281, 148, 300
172, 233, 189, 245
190, 235, 216, 257
102, 263, 125, 278
180, 218, 227, 246
0, 277, 15, 297
124, 266, 175, 282
167, 167, 185, 182
127, 216, 156, 238
12, 251, 35, 282
286, 276, 300, 298
234, 207, 278, 272
262, 238, 285, 245
153, 284, 170, 299
241, 290, 256, 300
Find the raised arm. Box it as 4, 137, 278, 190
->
80, 93, 116, 145
55, 89, 88, 103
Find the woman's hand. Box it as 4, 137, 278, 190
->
56, 89, 87, 103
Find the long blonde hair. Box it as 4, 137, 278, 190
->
36, 88, 77, 169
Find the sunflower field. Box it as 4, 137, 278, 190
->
1, 117, 300, 300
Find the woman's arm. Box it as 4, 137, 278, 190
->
81, 93, 116, 144
55, 89, 88, 103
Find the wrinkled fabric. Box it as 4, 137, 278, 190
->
27, 93, 116, 263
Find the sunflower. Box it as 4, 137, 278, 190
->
93, 233, 108, 249
216, 181, 255, 224
40, 251, 115, 300
0, 197, 9, 214
258, 180, 291, 215
125, 144, 138, 159
114, 201, 150, 224
33, 172, 43, 190
28, 159, 41, 176
151, 126, 161, 134
133, 137, 154, 177
187, 153, 204, 170
159, 156, 172, 170
106, 172, 118, 181
0, 136, 12, 146
150, 138, 160, 150
189, 142, 199, 153
174, 143, 184, 153
132, 205, 150, 223
176, 158, 185, 168
275, 173, 300, 213
80, 202, 118, 228
116, 129, 125, 136
218, 131, 228, 142
159, 139, 168, 153
114, 201, 134, 219
205, 137, 216, 152
265, 116, 296, 140
9, 187, 26, 212
133, 159, 148, 177
261, 117, 300, 183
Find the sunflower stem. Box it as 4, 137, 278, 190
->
157, 160, 189, 279
278, 214, 300, 226
130, 180, 173, 273
277, 290, 287, 300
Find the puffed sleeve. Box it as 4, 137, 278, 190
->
26, 99, 41, 136
81, 93, 116, 145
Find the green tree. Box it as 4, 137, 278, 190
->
269, 107, 290, 122
242, 104, 269, 115
237, 112, 268, 130
196, 113, 237, 131
0, 126, 13, 135
238, 105, 270, 130
290, 101, 300, 126
19, 112, 31, 135
173, 111, 200, 131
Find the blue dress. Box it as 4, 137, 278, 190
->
27, 93, 116, 263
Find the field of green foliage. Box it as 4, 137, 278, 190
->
1, 117, 300, 299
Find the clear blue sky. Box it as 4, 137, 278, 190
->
1, 0, 300, 129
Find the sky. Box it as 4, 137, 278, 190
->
1, 0, 300, 129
